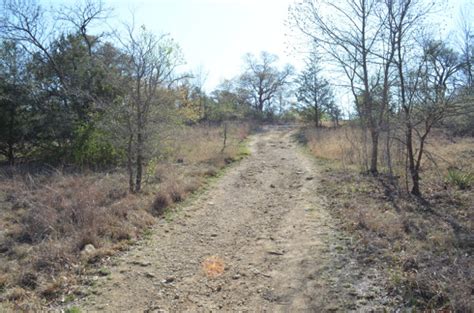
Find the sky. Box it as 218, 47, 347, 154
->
101, 0, 300, 91
46, 0, 472, 107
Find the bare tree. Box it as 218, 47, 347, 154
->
457, 5, 473, 88
56, 0, 110, 57
118, 24, 185, 193
401, 38, 460, 196
290, 0, 384, 173
239, 51, 293, 113
0, 0, 109, 85
192, 65, 209, 121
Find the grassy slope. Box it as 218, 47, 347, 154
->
299, 125, 473, 311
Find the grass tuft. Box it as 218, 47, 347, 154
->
445, 168, 473, 190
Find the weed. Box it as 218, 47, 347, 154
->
151, 192, 171, 216
18, 272, 38, 290
445, 168, 473, 190
142, 228, 153, 239
40, 281, 63, 299
6, 287, 27, 301
97, 267, 111, 277
0, 274, 8, 292
64, 294, 75, 303
65, 306, 81, 313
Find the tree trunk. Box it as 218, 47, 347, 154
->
221, 122, 227, 153
135, 131, 143, 193
7, 101, 15, 166
127, 134, 134, 193
369, 127, 378, 174
314, 106, 319, 127
386, 121, 393, 177
7, 139, 14, 166
258, 93, 264, 112
405, 122, 420, 196
411, 169, 421, 196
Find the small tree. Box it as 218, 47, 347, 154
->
239, 51, 293, 114
0, 40, 32, 165
0, 0, 115, 162
295, 51, 335, 127
395, 38, 461, 196
290, 0, 384, 173
116, 25, 185, 193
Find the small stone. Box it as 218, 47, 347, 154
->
267, 250, 284, 256
270, 184, 276, 188
131, 260, 151, 267
145, 272, 156, 278
232, 274, 241, 280
210, 233, 218, 237
80, 244, 96, 257
306, 176, 314, 181
74, 288, 88, 296
162, 277, 175, 284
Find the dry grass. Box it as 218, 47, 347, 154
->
0, 122, 252, 308
302, 126, 473, 311
302, 125, 474, 192
302, 125, 365, 166
148, 123, 252, 215
170, 124, 251, 167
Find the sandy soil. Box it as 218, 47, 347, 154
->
71, 126, 395, 312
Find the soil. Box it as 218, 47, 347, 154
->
68, 126, 398, 312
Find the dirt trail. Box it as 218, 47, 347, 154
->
75, 126, 393, 312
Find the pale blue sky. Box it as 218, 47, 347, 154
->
46, 0, 471, 97
103, 0, 298, 90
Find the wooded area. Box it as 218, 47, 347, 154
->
291, 0, 473, 196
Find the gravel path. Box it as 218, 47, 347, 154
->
75, 126, 393, 312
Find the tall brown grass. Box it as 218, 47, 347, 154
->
303, 124, 473, 310
0, 122, 252, 308
302, 124, 474, 191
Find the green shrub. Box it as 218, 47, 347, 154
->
445, 168, 474, 190
72, 124, 124, 167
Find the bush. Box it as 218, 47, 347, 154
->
72, 124, 124, 167
445, 168, 473, 190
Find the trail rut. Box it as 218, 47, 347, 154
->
74, 126, 394, 312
